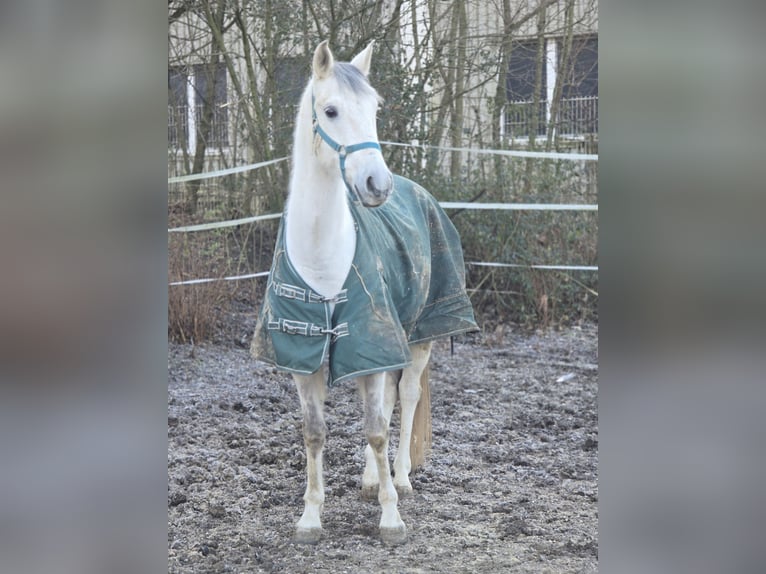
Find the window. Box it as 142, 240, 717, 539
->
168, 62, 229, 150
503, 35, 598, 139
272, 57, 307, 143
560, 35, 598, 99
505, 40, 547, 138
168, 68, 188, 148
275, 57, 306, 111
557, 35, 598, 135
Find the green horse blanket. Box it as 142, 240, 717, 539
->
251, 174, 478, 386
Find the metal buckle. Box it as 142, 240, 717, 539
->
267, 318, 348, 340
274, 282, 307, 302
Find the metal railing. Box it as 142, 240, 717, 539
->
168, 104, 229, 149
557, 96, 598, 136
504, 95, 598, 139
168, 105, 187, 148
504, 100, 547, 138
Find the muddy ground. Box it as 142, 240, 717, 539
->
168, 322, 598, 573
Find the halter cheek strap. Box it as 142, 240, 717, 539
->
311, 93, 381, 196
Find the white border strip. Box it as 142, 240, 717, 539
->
168, 157, 288, 184
381, 141, 598, 161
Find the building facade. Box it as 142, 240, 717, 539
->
168, 0, 598, 212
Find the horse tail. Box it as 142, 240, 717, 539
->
409, 363, 432, 469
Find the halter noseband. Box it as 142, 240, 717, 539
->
311, 93, 382, 196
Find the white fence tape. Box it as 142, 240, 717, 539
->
441, 202, 597, 211
169, 271, 270, 286
465, 262, 597, 272
167, 203, 596, 233
167, 156, 288, 184
168, 142, 597, 285
169, 262, 597, 286
381, 141, 598, 161
168, 213, 282, 233
167, 141, 596, 185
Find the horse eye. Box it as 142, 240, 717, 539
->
324, 106, 338, 119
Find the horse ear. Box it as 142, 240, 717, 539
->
350, 41, 375, 77
313, 41, 334, 80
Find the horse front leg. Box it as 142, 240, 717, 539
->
393, 342, 432, 496
293, 371, 327, 544
360, 373, 407, 545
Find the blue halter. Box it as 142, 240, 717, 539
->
311, 93, 382, 196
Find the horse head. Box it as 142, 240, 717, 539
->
309, 41, 393, 207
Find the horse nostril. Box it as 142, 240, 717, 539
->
366, 176, 381, 196
364, 173, 392, 200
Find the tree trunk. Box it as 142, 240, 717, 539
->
492, 0, 513, 200
185, 1, 226, 215
428, 0, 458, 178
449, 0, 467, 182
546, 0, 576, 152
522, 5, 547, 197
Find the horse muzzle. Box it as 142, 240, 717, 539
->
353, 169, 394, 207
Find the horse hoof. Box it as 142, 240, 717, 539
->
380, 524, 407, 546
361, 484, 378, 501
295, 527, 322, 544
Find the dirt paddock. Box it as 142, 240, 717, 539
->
168, 324, 598, 573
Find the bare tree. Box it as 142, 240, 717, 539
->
168, 0, 599, 327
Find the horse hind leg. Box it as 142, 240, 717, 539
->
293, 371, 327, 544
360, 373, 407, 545
361, 371, 398, 501
393, 342, 432, 497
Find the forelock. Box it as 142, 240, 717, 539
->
333, 62, 381, 102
